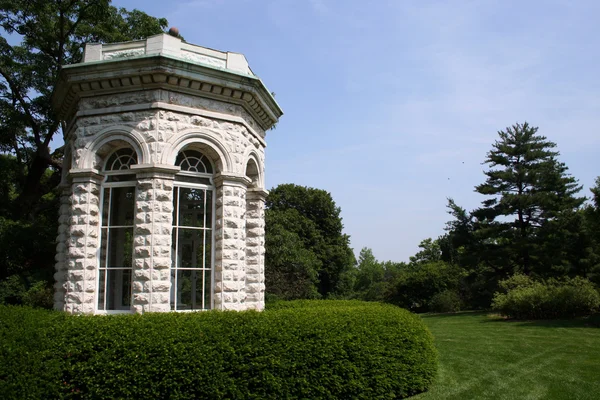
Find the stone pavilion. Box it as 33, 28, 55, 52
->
52, 32, 282, 314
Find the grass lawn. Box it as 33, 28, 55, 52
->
410, 312, 600, 400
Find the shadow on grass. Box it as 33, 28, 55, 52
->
419, 311, 488, 319
419, 310, 600, 328
480, 313, 600, 329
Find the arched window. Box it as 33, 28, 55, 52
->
98, 147, 137, 312
171, 149, 215, 311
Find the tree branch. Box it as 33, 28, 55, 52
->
0, 67, 41, 146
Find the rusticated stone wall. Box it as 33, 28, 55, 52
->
132, 174, 175, 313
53, 187, 71, 311
245, 189, 268, 310
54, 34, 282, 314
56, 92, 269, 314
214, 177, 248, 311
63, 175, 102, 314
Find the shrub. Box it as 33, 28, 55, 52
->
0, 301, 437, 399
492, 275, 600, 319
386, 261, 465, 312
429, 290, 462, 313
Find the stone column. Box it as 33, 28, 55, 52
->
131, 164, 179, 313
214, 174, 251, 310
245, 188, 268, 310
53, 184, 72, 311
64, 169, 102, 314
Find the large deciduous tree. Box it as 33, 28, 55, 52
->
0, 1, 167, 306
265, 184, 356, 298
0, 0, 168, 218
473, 122, 584, 276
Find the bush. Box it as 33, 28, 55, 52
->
492, 274, 600, 319
429, 290, 462, 313
0, 301, 437, 399
386, 261, 465, 313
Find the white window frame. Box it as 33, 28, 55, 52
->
95, 150, 137, 315
171, 173, 216, 312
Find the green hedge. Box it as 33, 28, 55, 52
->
0, 301, 437, 399
492, 274, 600, 319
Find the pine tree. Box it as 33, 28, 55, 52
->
473, 122, 584, 276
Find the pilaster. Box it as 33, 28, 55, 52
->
53, 184, 72, 311
64, 169, 103, 314
213, 173, 251, 310
131, 164, 179, 313
245, 188, 268, 310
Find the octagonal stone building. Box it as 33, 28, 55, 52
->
53, 33, 282, 314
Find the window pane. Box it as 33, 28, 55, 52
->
176, 269, 193, 310
204, 269, 211, 309
203, 230, 212, 269
178, 188, 206, 228
176, 229, 204, 268
102, 188, 110, 226
99, 227, 108, 269
175, 269, 205, 311
205, 190, 213, 227
109, 186, 135, 226
97, 269, 106, 310
107, 228, 133, 269
106, 269, 132, 310
172, 187, 179, 226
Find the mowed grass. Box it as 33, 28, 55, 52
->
410, 312, 600, 400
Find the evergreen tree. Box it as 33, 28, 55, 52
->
473, 122, 584, 276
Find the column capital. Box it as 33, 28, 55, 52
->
247, 187, 269, 200
213, 172, 252, 188
69, 168, 103, 183
131, 163, 180, 179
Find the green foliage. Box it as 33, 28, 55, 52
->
428, 290, 463, 313
492, 274, 600, 319
0, 1, 167, 217
387, 261, 465, 313
410, 238, 442, 266
438, 124, 600, 311
473, 122, 584, 276
0, 2, 167, 306
0, 302, 438, 399
351, 247, 387, 301
265, 184, 356, 298
264, 209, 321, 300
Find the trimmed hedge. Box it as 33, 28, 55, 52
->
0, 301, 437, 399
492, 274, 600, 319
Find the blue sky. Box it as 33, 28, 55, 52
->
112, 0, 599, 262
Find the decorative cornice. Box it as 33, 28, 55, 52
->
213, 172, 253, 188
131, 163, 180, 179
69, 168, 103, 183
247, 187, 269, 200
53, 55, 283, 132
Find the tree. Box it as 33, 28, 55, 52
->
265, 184, 356, 297
386, 261, 465, 313
579, 177, 600, 284
473, 122, 584, 276
264, 209, 321, 300
409, 238, 442, 266
0, 0, 168, 219
0, 1, 168, 306
353, 247, 385, 301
